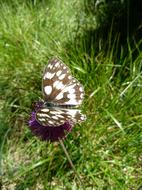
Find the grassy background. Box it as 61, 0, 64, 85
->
0, 0, 142, 189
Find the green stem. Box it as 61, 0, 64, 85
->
58, 138, 84, 189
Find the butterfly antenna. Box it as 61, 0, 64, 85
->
58, 138, 85, 189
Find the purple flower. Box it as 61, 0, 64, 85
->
28, 101, 73, 142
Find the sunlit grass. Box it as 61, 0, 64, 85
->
0, 0, 142, 189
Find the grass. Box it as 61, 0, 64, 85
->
0, 0, 142, 189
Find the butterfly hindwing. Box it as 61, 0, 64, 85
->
42, 58, 84, 106
36, 107, 86, 127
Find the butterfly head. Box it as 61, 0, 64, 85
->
32, 101, 44, 111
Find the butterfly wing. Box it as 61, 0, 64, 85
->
38, 58, 86, 127
36, 107, 86, 127
42, 58, 84, 106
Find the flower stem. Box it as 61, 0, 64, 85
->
58, 138, 84, 189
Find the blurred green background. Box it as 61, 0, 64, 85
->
0, 0, 142, 189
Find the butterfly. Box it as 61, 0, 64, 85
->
35, 58, 86, 127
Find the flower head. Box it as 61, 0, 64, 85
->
28, 101, 73, 142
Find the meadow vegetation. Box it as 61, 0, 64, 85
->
0, 0, 142, 189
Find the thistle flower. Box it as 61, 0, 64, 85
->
28, 101, 73, 142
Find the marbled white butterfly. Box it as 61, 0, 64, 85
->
36, 58, 86, 127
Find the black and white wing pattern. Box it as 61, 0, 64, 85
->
36, 107, 86, 127
42, 58, 84, 106
36, 58, 86, 127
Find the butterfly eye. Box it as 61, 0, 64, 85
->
31, 101, 36, 109
32, 101, 44, 111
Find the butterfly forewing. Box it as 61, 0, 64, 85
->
42, 58, 84, 106
36, 107, 86, 127
42, 59, 71, 101
52, 77, 84, 106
